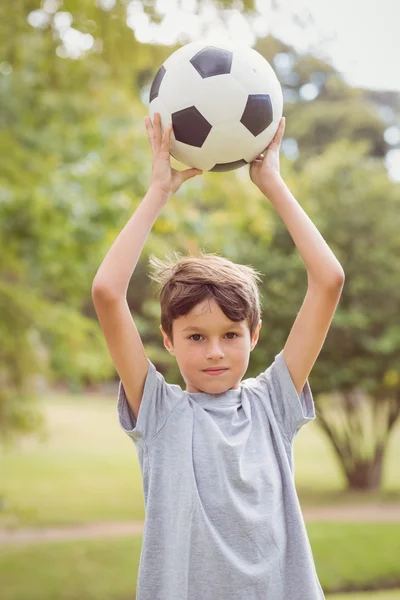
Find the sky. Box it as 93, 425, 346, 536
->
127, 0, 400, 93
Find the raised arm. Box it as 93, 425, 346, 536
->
92, 113, 201, 418
261, 176, 344, 395
92, 185, 170, 419
250, 118, 345, 395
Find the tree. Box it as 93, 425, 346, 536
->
298, 141, 400, 491
0, 0, 151, 441
226, 141, 400, 491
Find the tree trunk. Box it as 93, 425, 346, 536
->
346, 448, 384, 491
316, 392, 399, 493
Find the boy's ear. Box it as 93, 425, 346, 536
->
250, 319, 262, 351
160, 324, 175, 355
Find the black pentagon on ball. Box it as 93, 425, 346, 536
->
210, 159, 248, 172
190, 47, 233, 78
241, 94, 273, 136
149, 65, 166, 102
172, 106, 212, 147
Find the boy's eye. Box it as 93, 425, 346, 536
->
189, 334, 203, 342
188, 332, 238, 342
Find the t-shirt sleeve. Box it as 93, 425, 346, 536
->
254, 349, 316, 442
117, 358, 180, 445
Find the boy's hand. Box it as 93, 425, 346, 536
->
144, 112, 203, 195
249, 117, 285, 194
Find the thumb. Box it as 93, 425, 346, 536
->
182, 168, 203, 181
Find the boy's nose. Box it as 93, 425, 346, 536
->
205, 343, 224, 360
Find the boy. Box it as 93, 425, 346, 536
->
92, 112, 345, 599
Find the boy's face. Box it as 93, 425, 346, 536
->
160, 298, 261, 394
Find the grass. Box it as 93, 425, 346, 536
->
1, 392, 399, 527
1, 523, 400, 599
0, 394, 144, 527
308, 522, 400, 592
331, 593, 400, 599
0, 537, 141, 600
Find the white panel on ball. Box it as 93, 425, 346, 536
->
194, 75, 248, 125
171, 139, 216, 172
231, 46, 279, 93
203, 120, 252, 165
158, 61, 204, 115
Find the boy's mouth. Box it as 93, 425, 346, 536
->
202, 368, 228, 375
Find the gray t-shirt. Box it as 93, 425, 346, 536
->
117, 350, 325, 600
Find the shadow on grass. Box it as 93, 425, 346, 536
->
297, 487, 400, 507
326, 580, 400, 595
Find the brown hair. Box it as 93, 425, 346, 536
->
148, 251, 262, 344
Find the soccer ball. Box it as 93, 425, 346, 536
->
148, 40, 283, 172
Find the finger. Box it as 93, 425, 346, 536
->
261, 118, 285, 156
153, 112, 162, 152
160, 122, 173, 153
273, 117, 285, 145
144, 116, 155, 153
181, 167, 203, 182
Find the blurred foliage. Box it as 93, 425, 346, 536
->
1, 0, 400, 489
